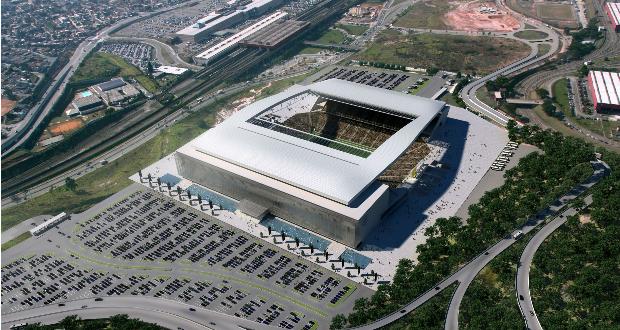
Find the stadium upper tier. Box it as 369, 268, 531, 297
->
177, 79, 446, 205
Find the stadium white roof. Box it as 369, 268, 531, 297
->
590, 70, 620, 106
177, 79, 446, 205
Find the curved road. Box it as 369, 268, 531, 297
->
443, 160, 608, 330
350, 160, 608, 330
516, 192, 597, 330
1, 296, 280, 330
459, 21, 560, 126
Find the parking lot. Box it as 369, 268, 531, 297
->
2, 186, 370, 329
99, 42, 155, 73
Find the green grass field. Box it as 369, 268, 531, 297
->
1, 232, 32, 251
355, 31, 531, 74
536, 3, 575, 20
514, 30, 549, 40
336, 24, 369, 36
537, 43, 551, 56
72, 52, 159, 93
314, 29, 348, 44
394, 0, 451, 30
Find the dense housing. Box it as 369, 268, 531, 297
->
175, 79, 448, 247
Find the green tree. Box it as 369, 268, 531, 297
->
330, 314, 347, 329
65, 177, 77, 191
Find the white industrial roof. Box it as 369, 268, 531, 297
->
156, 66, 189, 75
195, 11, 287, 61
590, 70, 620, 106
177, 0, 277, 36
607, 3, 620, 25
177, 79, 446, 205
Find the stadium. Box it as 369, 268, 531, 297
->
175, 79, 448, 247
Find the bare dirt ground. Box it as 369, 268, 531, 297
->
1, 98, 17, 116
49, 118, 84, 136
443, 1, 520, 32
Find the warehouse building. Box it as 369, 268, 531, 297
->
605, 2, 620, 32
91, 78, 141, 106
587, 70, 620, 112
176, 0, 285, 42
174, 79, 449, 247
193, 11, 287, 65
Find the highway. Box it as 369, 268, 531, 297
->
459, 16, 561, 126
1, 2, 191, 155
0, 70, 312, 208
1, 296, 281, 330
350, 160, 609, 330
516, 193, 594, 330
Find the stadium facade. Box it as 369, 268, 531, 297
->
175, 79, 448, 247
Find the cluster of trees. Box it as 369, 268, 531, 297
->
484, 76, 529, 122
332, 124, 597, 328
20, 314, 166, 330
566, 18, 602, 59
357, 61, 407, 71
535, 87, 563, 119
529, 152, 620, 328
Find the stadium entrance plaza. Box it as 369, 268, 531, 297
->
134, 103, 509, 289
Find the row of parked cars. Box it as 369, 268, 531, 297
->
491, 141, 519, 171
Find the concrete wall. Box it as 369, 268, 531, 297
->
175, 151, 390, 247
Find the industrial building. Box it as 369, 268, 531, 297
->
91, 78, 141, 106
587, 70, 620, 112
174, 79, 448, 247
70, 93, 104, 115
240, 20, 309, 48
605, 2, 620, 32
194, 11, 288, 65
176, 0, 285, 42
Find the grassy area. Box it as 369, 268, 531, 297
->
336, 24, 369, 36
530, 105, 620, 153
440, 93, 461, 107
537, 43, 551, 56
475, 87, 496, 108
314, 29, 348, 44
394, 0, 451, 30
552, 79, 571, 114
355, 31, 530, 74
514, 30, 549, 40
299, 47, 324, 55
72, 52, 159, 93
536, 3, 575, 20
1, 232, 32, 251
410, 78, 431, 95
552, 79, 620, 141
1, 75, 310, 231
